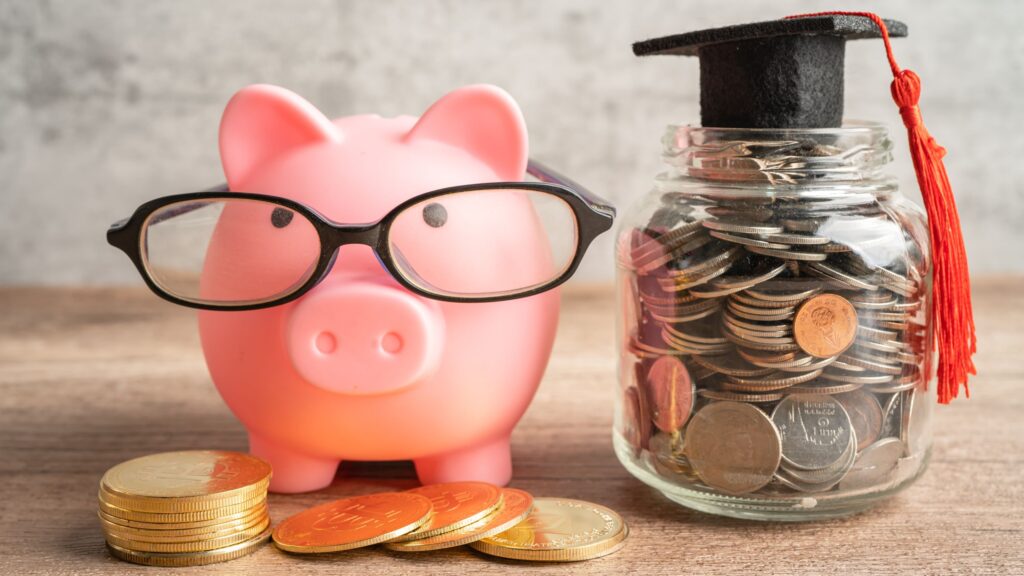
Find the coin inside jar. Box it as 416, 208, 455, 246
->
793, 293, 859, 358
836, 389, 884, 451
644, 356, 696, 432
683, 402, 781, 494
838, 438, 904, 491
771, 394, 853, 470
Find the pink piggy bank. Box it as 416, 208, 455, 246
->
198, 84, 563, 493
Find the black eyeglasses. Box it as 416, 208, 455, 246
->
107, 161, 615, 310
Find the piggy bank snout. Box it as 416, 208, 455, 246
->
286, 282, 445, 395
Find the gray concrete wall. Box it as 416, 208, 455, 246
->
1, 0, 1020, 285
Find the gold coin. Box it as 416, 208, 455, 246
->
469, 498, 627, 562
104, 517, 270, 553
98, 492, 266, 523
273, 492, 433, 553
100, 451, 271, 512
385, 488, 534, 552
105, 527, 271, 567
388, 482, 503, 542
793, 294, 858, 358
98, 501, 268, 531
99, 508, 268, 541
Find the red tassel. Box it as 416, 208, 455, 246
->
785, 11, 976, 403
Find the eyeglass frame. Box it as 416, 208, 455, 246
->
107, 160, 616, 310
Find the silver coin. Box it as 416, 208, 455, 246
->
723, 319, 791, 339
659, 260, 736, 292
702, 219, 784, 235
739, 351, 814, 370
835, 389, 884, 451
691, 352, 774, 378
728, 369, 823, 390
727, 300, 796, 318
697, 389, 784, 403
743, 284, 821, 303
820, 370, 893, 385
722, 312, 792, 334
683, 402, 782, 494
662, 320, 729, 345
722, 326, 796, 347
787, 382, 864, 395
635, 234, 714, 275
850, 294, 900, 310
857, 325, 901, 342
776, 355, 838, 373
662, 329, 732, 355
763, 232, 831, 246
837, 353, 902, 376
771, 394, 853, 470
837, 438, 904, 491
830, 359, 866, 373
805, 261, 879, 291
780, 433, 857, 486
865, 383, 917, 395
723, 329, 801, 352
880, 391, 907, 439
747, 246, 828, 262
709, 230, 791, 250
689, 262, 787, 298
854, 339, 903, 354
773, 438, 856, 493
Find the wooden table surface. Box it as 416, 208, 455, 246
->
1, 280, 1022, 575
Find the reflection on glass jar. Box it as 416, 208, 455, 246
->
614, 124, 934, 521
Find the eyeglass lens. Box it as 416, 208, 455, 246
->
142, 198, 321, 305
388, 188, 578, 298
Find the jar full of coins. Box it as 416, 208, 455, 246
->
614, 122, 935, 520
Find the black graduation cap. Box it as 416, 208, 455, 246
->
633, 15, 908, 129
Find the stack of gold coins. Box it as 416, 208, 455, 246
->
98, 450, 273, 567
272, 482, 627, 562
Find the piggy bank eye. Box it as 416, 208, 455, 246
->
271, 207, 294, 229
422, 203, 447, 228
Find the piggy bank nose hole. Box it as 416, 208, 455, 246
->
380, 332, 403, 355
315, 331, 337, 354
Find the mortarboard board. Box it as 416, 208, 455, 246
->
633, 16, 908, 129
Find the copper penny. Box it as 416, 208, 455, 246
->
645, 356, 695, 433
621, 386, 649, 455
389, 482, 503, 542
273, 492, 433, 553
793, 293, 859, 358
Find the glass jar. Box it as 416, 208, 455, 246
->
614, 123, 934, 521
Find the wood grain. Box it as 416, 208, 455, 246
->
0, 281, 1021, 575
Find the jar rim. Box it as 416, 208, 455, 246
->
670, 120, 888, 135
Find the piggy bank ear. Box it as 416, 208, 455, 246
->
406, 85, 527, 180
219, 84, 340, 188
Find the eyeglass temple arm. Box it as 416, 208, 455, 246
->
527, 159, 616, 218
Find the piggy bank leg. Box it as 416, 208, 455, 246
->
414, 435, 512, 486
248, 433, 339, 493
